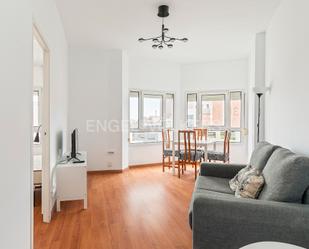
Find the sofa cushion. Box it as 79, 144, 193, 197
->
259, 148, 309, 203
195, 176, 234, 195
249, 142, 279, 171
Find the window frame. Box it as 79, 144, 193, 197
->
185, 89, 246, 143
129, 89, 175, 144
186, 92, 198, 128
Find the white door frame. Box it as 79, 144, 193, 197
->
33, 25, 51, 223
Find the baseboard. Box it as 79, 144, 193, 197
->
87, 163, 161, 174
87, 169, 124, 174
129, 162, 161, 168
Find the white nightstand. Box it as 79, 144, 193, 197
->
56, 151, 87, 212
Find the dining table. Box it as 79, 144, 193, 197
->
170, 130, 217, 176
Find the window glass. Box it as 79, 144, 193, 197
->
230, 131, 241, 143
187, 93, 197, 128
130, 131, 162, 144
165, 94, 174, 128
143, 94, 162, 128
202, 94, 225, 126
129, 91, 139, 129
230, 91, 242, 128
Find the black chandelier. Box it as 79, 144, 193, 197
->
138, 5, 188, 49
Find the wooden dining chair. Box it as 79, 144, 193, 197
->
207, 130, 231, 163
162, 129, 179, 172
178, 130, 204, 179
194, 128, 208, 141
194, 128, 208, 161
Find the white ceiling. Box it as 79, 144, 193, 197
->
55, 0, 281, 63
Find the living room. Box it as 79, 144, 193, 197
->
1, 0, 309, 249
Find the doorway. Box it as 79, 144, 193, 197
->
33, 25, 51, 223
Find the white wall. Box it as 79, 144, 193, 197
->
128, 57, 181, 165
265, 0, 309, 155
68, 48, 127, 171
0, 1, 32, 248
181, 59, 249, 164
33, 0, 69, 215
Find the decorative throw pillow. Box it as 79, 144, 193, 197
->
229, 165, 253, 192
235, 169, 265, 199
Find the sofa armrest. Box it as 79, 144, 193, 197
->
192, 192, 309, 249
200, 163, 246, 178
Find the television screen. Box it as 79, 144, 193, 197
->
71, 129, 78, 158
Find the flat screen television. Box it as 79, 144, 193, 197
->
71, 128, 79, 159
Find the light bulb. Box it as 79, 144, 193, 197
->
182, 38, 188, 42
158, 45, 163, 49
170, 38, 175, 42
153, 38, 159, 43
167, 44, 173, 48
138, 38, 145, 42
152, 44, 158, 49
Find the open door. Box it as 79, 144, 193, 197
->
33, 25, 51, 223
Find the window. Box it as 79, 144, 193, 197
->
187, 93, 197, 128
129, 90, 174, 144
201, 94, 225, 127
186, 91, 245, 143
143, 94, 162, 128
129, 131, 162, 144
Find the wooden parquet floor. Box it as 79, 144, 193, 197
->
34, 165, 195, 249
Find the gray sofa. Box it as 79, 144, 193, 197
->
189, 142, 309, 249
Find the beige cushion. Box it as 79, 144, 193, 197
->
229, 165, 252, 191
235, 168, 265, 199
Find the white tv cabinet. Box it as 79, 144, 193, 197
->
56, 151, 87, 212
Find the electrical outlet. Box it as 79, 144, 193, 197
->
107, 162, 112, 168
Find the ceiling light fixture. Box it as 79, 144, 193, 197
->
138, 5, 188, 49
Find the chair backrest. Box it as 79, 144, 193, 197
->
162, 129, 171, 151
194, 128, 208, 141
178, 130, 197, 162
223, 130, 231, 155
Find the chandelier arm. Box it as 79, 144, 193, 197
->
164, 37, 174, 42
173, 38, 187, 41
142, 36, 161, 41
